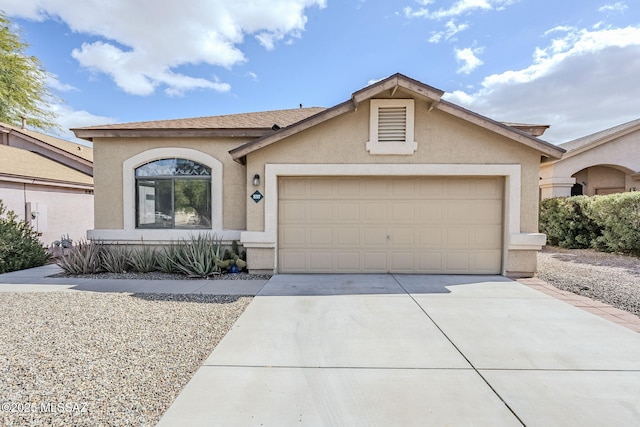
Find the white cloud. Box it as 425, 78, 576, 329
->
445, 25, 640, 143
4, 0, 325, 96
455, 47, 484, 74
599, 2, 628, 13
405, 0, 516, 20
49, 104, 117, 145
428, 19, 469, 43
47, 73, 77, 92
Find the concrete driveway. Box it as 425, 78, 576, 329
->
158, 274, 640, 426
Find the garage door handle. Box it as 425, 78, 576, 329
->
386, 235, 391, 240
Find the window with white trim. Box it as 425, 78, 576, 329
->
135, 158, 212, 229
366, 99, 417, 155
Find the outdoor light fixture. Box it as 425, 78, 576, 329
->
253, 174, 260, 186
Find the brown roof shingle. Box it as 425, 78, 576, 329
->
75, 107, 327, 131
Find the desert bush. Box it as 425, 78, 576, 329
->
589, 192, 640, 255
539, 196, 599, 248
56, 240, 102, 275
0, 200, 50, 273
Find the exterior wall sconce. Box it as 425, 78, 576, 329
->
253, 174, 260, 186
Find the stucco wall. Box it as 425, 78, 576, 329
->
245, 97, 542, 235
92, 137, 248, 231
1, 180, 94, 246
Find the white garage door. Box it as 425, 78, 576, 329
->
278, 176, 504, 274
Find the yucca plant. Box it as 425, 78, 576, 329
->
129, 246, 158, 273
56, 240, 102, 275
100, 244, 130, 273
172, 234, 223, 278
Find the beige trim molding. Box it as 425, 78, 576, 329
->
120, 148, 223, 239
88, 229, 242, 243
241, 163, 526, 275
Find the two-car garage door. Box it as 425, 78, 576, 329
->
278, 176, 504, 274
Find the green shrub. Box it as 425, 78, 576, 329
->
539, 196, 600, 248
589, 192, 640, 255
0, 200, 50, 273
56, 240, 102, 275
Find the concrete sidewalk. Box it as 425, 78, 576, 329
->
158, 274, 640, 426
0, 264, 267, 295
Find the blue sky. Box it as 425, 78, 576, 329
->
4, 0, 640, 145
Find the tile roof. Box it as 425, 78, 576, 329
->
0, 145, 93, 186
76, 107, 327, 130
1, 123, 93, 162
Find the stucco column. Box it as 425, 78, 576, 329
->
539, 177, 575, 200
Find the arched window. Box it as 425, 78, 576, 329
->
135, 158, 211, 229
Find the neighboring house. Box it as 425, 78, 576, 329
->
0, 122, 94, 246
540, 118, 640, 199
73, 73, 564, 277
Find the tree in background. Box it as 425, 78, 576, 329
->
0, 12, 58, 130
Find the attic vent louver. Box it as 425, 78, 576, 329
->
378, 106, 407, 142
366, 99, 417, 155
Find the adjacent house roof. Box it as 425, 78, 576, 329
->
557, 117, 640, 159
0, 144, 93, 188
73, 107, 327, 141
0, 123, 93, 162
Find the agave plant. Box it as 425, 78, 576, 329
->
56, 240, 102, 275
129, 246, 158, 273
100, 244, 130, 273
172, 233, 223, 278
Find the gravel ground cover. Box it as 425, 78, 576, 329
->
537, 246, 640, 317
0, 292, 252, 426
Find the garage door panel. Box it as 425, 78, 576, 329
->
309, 228, 333, 246
363, 227, 387, 246
280, 201, 306, 222
418, 252, 444, 271
363, 252, 387, 271
445, 201, 471, 223
281, 227, 307, 246
363, 202, 388, 221
309, 252, 334, 271
419, 227, 443, 247
309, 202, 334, 222
389, 227, 416, 247
336, 228, 360, 246
337, 202, 360, 221
417, 202, 443, 223
278, 177, 503, 274
391, 203, 415, 221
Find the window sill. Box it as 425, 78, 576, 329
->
365, 140, 418, 155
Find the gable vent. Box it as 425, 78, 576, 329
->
378, 106, 407, 142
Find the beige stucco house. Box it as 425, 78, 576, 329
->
73, 74, 564, 277
540, 118, 640, 199
0, 122, 94, 245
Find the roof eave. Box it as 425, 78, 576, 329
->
230, 100, 356, 164
560, 121, 640, 160
436, 100, 565, 160
72, 127, 270, 142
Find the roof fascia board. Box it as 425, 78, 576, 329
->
72, 128, 269, 141
8, 128, 92, 167
230, 100, 355, 162
351, 74, 444, 107
435, 100, 565, 159
0, 173, 94, 190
